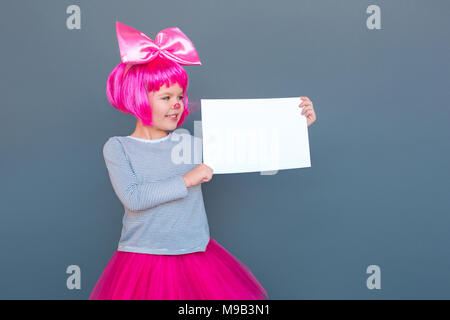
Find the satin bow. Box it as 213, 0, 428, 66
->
115, 21, 202, 66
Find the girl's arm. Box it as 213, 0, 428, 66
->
103, 138, 188, 212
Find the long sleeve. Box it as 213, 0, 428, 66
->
103, 137, 188, 212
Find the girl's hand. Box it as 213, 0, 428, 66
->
182, 163, 213, 188
299, 96, 317, 127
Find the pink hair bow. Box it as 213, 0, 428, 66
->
115, 21, 202, 66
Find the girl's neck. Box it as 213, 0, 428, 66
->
130, 122, 169, 141
127, 133, 172, 143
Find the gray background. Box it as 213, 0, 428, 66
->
1, 0, 449, 299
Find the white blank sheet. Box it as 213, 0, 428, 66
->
200, 97, 311, 174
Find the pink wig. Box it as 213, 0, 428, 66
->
106, 56, 190, 127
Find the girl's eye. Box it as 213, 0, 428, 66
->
162, 96, 183, 100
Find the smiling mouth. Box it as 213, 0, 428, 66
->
166, 113, 179, 121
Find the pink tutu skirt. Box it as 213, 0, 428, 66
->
89, 238, 268, 300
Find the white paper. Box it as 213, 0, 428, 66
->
200, 97, 311, 174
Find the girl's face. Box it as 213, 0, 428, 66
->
147, 82, 185, 130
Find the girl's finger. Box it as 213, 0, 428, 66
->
301, 105, 313, 114
305, 112, 316, 120
306, 112, 316, 120
299, 102, 312, 108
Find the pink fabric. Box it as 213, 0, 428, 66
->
89, 238, 268, 300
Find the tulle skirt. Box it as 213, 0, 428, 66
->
89, 238, 268, 300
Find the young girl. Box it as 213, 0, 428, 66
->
89, 21, 272, 300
